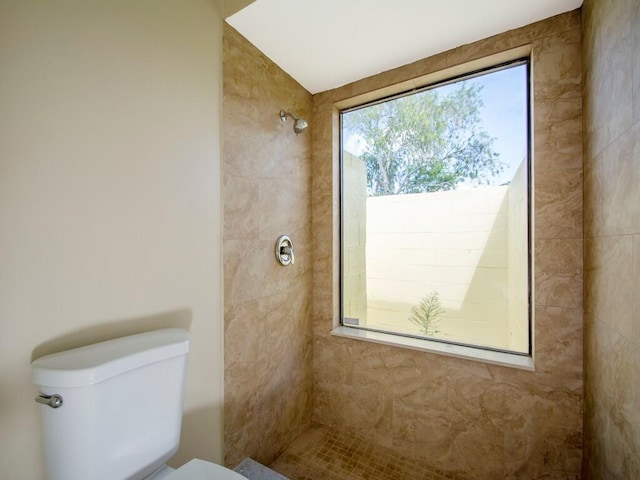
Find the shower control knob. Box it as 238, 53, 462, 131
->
275, 235, 295, 266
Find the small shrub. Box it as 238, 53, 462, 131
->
409, 292, 444, 336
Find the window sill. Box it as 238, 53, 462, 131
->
331, 326, 535, 371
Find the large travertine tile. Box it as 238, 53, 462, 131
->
635, 0, 640, 123
224, 288, 313, 464
256, 178, 311, 236
507, 426, 582, 479
224, 175, 261, 239
534, 96, 583, 172
313, 380, 392, 448
599, 414, 640, 479
534, 238, 583, 309
446, 418, 509, 478
583, 150, 604, 238
535, 166, 582, 240
390, 404, 465, 468
535, 238, 583, 276
354, 54, 449, 103
608, 349, 640, 459
532, 25, 582, 101
585, 408, 607, 479
487, 368, 583, 432
633, 234, 640, 344
588, 235, 634, 337
583, 0, 634, 157
534, 305, 583, 377
583, 318, 615, 478
224, 237, 310, 305
585, 318, 616, 412
223, 112, 311, 180
601, 122, 640, 236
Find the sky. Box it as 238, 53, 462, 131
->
465, 63, 528, 185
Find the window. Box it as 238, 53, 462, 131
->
340, 59, 531, 355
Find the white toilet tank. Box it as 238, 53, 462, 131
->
31, 329, 190, 480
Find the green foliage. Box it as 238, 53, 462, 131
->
409, 292, 445, 336
343, 82, 503, 196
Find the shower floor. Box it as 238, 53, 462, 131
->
268, 424, 470, 480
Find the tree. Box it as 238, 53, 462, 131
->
343, 82, 503, 196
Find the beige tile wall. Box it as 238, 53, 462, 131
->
583, 0, 640, 477
312, 11, 584, 478
223, 25, 314, 467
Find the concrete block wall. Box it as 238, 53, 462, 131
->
365, 186, 517, 349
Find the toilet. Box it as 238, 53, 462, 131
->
31, 329, 247, 480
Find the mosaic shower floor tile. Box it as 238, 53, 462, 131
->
269, 424, 471, 480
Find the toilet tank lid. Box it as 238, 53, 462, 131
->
31, 328, 190, 388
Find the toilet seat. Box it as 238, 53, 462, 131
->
164, 459, 249, 480
145, 465, 176, 479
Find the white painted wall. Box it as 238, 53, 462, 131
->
0, 1, 224, 477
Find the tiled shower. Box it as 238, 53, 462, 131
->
223, 0, 640, 477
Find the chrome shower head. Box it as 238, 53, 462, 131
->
293, 117, 308, 134
280, 110, 308, 134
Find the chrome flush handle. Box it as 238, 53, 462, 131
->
35, 393, 63, 409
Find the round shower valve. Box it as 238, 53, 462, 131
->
275, 235, 295, 266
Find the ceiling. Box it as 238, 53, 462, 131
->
227, 0, 583, 94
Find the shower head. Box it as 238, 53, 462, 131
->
293, 117, 308, 134
280, 110, 308, 135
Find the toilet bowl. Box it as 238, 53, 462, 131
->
162, 459, 248, 480
31, 329, 247, 480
